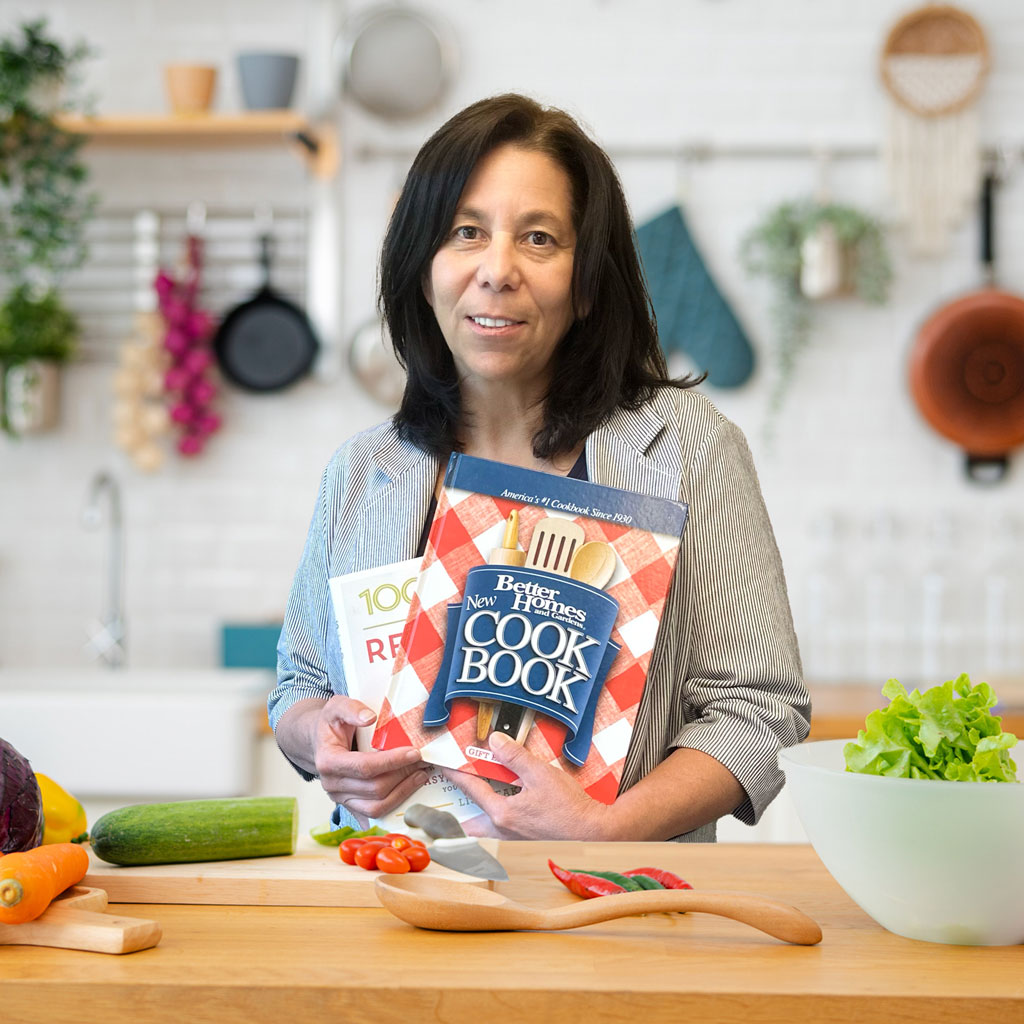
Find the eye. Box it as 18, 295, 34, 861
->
527, 231, 553, 246
453, 225, 479, 241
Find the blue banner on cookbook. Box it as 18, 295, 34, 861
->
423, 565, 621, 766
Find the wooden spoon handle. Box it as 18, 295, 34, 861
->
548, 889, 822, 945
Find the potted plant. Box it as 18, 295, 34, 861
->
740, 200, 893, 437
0, 18, 94, 436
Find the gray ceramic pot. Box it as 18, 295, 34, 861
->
237, 52, 299, 110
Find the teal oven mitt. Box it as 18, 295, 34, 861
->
635, 205, 754, 388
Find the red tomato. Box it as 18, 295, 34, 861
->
408, 839, 427, 849
402, 845, 431, 872
383, 833, 409, 844
389, 835, 414, 852
354, 840, 388, 871
375, 847, 412, 874
339, 837, 370, 865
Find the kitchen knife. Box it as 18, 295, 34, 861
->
403, 804, 508, 882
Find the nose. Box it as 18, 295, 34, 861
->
475, 234, 520, 291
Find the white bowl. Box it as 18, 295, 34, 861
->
779, 739, 1024, 946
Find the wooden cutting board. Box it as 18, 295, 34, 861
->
0, 886, 161, 954
82, 836, 493, 907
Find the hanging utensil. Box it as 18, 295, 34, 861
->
908, 163, 1024, 483
347, 316, 406, 406
337, 4, 458, 121
213, 210, 319, 392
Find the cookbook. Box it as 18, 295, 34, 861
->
371, 453, 688, 803
329, 559, 518, 830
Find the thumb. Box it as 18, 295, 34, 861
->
323, 695, 376, 735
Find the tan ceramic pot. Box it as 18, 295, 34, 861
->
164, 64, 217, 114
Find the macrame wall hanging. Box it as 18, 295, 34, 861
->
880, 4, 989, 255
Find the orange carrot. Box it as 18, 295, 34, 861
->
0, 842, 90, 924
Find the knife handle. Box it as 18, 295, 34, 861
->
402, 804, 466, 839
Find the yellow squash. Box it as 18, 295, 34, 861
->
33, 773, 88, 844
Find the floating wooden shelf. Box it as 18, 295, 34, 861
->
55, 112, 339, 179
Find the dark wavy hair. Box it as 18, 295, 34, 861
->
379, 93, 698, 460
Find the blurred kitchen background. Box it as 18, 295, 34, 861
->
2, 0, 1024, 839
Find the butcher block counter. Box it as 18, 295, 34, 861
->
1, 841, 1021, 1023
807, 679, 1024, 741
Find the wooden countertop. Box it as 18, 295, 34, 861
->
806, 680, 1024, 741
1, 842, 1020, 1023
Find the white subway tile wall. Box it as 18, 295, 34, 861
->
3, 0, 1024, 694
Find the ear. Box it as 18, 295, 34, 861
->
421, 271, 434, 310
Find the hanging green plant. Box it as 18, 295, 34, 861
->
740, 200, 893, 436
0, 18, 95, 281
0, 18, 95, 437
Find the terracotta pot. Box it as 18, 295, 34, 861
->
164, 64, 217, 115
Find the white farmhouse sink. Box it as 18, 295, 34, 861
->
0, 669, 272, 799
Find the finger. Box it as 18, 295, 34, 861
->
329, 758, 423, 798
486, 732, 538, 782
440, 766, 501, 815
344, 768, 431, 820
320, 742, 423, 782
322, 695, 377, 731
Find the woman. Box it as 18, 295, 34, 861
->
269, 93, 810, 842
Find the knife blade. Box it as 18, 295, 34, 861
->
403, 804, 509, 881
425, 837, 509, 882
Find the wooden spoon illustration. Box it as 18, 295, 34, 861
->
569, 541, 617, 589
375, 874, 822, 945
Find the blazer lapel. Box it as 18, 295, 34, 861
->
586, 401, 682, 500
353, 429, 440, 571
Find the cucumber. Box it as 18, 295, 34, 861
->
89, 796, 298, 866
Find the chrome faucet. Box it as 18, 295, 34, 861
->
82, 470, 126, 668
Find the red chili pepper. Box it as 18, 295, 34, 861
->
548, 860, 626, 898
623, 867, 693, 890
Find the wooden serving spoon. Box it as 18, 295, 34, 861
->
375, 874, 822, 945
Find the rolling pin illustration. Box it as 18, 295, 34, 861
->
487, 519, 608, 745
475, 509, 527, 739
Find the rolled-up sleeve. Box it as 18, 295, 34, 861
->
671, 417, 810, 824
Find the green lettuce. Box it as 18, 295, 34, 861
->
843, 674, 1019, 782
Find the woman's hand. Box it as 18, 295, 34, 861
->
312, 696, 430, 823
442, 732, 611, 840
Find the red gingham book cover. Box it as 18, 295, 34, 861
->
372, 454, 687, 804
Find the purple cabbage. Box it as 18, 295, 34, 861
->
1, 738, 45, 852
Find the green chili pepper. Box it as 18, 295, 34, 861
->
568, 868, 645, 891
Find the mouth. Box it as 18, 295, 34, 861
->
467, 315, 525, 330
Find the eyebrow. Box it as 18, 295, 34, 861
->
455, 206, 570, 230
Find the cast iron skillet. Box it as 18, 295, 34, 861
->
213, 233, 319, 392
908, 170, 1024, 484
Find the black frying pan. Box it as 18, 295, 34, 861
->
213, 233, 319, 391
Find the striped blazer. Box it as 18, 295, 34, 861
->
269, 387, 811, 842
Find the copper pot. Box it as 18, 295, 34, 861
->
908, 172, 1024, 483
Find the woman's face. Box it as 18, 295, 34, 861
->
423, 144, 577, 399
